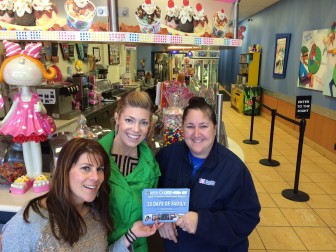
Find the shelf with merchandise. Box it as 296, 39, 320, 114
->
0, 30, 242, 47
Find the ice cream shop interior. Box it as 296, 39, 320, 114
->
0, 0, 336, 250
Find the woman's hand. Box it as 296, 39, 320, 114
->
131, 220, 163, 238
123, 221, 163, 248
158, 222, 178, 243
176, 211, 198, 234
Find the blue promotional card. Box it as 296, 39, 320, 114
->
142, 188, 190, 225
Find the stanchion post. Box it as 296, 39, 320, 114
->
259, 109, 280, 167
243, 96, 259, 145
294, 118, 305, 193
282, 118, 310, 202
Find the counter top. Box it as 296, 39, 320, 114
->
0, 185, 46, 212
54, 102, 115, 129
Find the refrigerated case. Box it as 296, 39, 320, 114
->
191, 51, 219, 87
152, 52, 170, 82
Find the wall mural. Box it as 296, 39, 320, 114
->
298, 22, 336, 98
119, 0, 235, 38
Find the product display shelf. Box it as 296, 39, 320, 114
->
0, 30, 242, 47
237, 51, 261, 86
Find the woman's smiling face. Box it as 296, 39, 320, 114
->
69, 152, 105, 207
183, 109, 216, 158
114, 106, 151, 148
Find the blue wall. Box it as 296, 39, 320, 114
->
137, 46, 152, 72
219, 0, 336, 112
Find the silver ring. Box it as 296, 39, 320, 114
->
182, 228, 186, 231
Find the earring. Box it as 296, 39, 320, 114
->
96, 191, 99, 198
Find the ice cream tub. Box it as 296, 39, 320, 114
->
64, 0, 96, 31
212, 23, 227, 38
136, 15, 161, 34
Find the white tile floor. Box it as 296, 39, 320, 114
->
221, 102, 336, 251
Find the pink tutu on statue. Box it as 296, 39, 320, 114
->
0, 92, 55, 143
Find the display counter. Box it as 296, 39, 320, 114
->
0, 185, 42, 213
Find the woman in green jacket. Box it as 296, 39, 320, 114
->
99, 91, 160, 252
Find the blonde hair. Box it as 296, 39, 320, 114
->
116, 91, 154, 115
0, 54, 56, 82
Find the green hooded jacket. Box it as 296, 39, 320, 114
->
99, 131, 161, 252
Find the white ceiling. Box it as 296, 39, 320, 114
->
238, 0, 280, 21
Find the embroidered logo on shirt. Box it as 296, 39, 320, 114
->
199, 178, 216, 186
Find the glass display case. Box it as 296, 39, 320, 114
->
191, 50, 219, 87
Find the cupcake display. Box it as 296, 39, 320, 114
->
33, 0, 58, 27
212, 9, 229, 38
193, 3, 208, 33
13, 0, 35, 26
64, 0, 96, 31
135, 0, 161, 33
0, 0, 15, 24
164, 0, 179, 29
178, 0, 193, 33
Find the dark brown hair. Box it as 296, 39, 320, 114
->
23, 138, 113, 246
183, 96, 217, 125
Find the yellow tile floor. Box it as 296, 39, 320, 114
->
222, 102, 336, 251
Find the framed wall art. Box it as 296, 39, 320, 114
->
93, 47, 101, 62
273, 33, 291, 78
108, 44, 120, 65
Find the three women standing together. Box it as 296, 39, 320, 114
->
1, 91, 260, 252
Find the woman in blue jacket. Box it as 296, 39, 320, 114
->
155, 97, 261, 251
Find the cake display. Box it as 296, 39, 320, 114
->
64, 0, 96, 31
135, 0, 161, 33
164, 0, 179, 29
193, 3, 208, 33
33, 174, 50, 193
10, 175, 33, 194
0, 0, 15, 24
33, 0, 58, 27
212, 9, 229, 38
13, 0, 36, 26
178, 0, 193, 33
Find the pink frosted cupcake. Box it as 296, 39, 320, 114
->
193, 3, 208, 33
212, 9, 229, 38
0, 0, 15, 24
164, 0, 179, 29
178, 0, 193, 33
